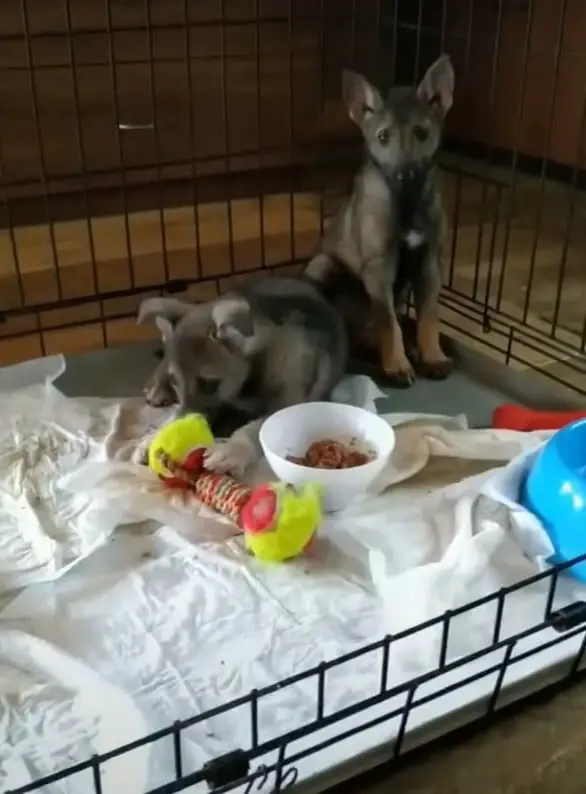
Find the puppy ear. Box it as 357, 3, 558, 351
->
137, 297, 192, 342
342, 70, 384, 126
211, 294, 254, 350
417, 54, 454, 119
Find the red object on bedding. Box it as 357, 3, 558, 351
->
491, 404, 586, 432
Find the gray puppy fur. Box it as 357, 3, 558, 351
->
304, 54, 455, 388
136, 275, 348, 475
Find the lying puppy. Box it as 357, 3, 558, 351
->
137, 275, 348, 475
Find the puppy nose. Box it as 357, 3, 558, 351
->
414, 124, 429, 142
198, 379, 221, 396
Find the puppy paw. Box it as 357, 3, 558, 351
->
204, 437, 256, 478
418, 356, 454, 381
131, 436, 152, 466
382, 360, 416, 388
143, 381, 174, 407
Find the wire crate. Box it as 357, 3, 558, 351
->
0, 0, 585, 389
7, 553, 586, 794
3, 0, 586, 791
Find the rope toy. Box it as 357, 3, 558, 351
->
147, 414, 322, 562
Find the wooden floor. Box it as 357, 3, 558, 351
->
1, 163, 586, 372
0, 192, 320, 364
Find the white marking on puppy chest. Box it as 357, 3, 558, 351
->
403, 230, 426, 249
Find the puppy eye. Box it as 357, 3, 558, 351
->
197, 376, 221, 396
377, 128, 390, 145
413, 124, 429, 143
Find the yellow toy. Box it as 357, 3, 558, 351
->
148, 414, 322, 562
148, 413, 214, 480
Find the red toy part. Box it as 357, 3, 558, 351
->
182, 447, 207, 472
492, 404, 586, 432
241, 484, 278, 534
160, 447, 206, 490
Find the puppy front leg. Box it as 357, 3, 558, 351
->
204, 417, 263, 478
363, 260, 415, 387
413, 252, 453, 380
143, 357, 176, 407
204, 387, 311, 477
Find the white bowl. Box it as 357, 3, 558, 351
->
259, 402, 395, 512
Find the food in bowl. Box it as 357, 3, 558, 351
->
286, 438, 374, 469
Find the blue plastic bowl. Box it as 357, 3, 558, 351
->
521, 417, 586, 582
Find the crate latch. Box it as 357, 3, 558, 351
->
202, 749, 250, 790
548, 601, 586, 633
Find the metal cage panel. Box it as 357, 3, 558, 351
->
0, 0, 585, 392
3, 1, 586, 791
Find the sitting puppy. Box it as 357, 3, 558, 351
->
137, 275, 348, 476
305, 54, 455, 387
